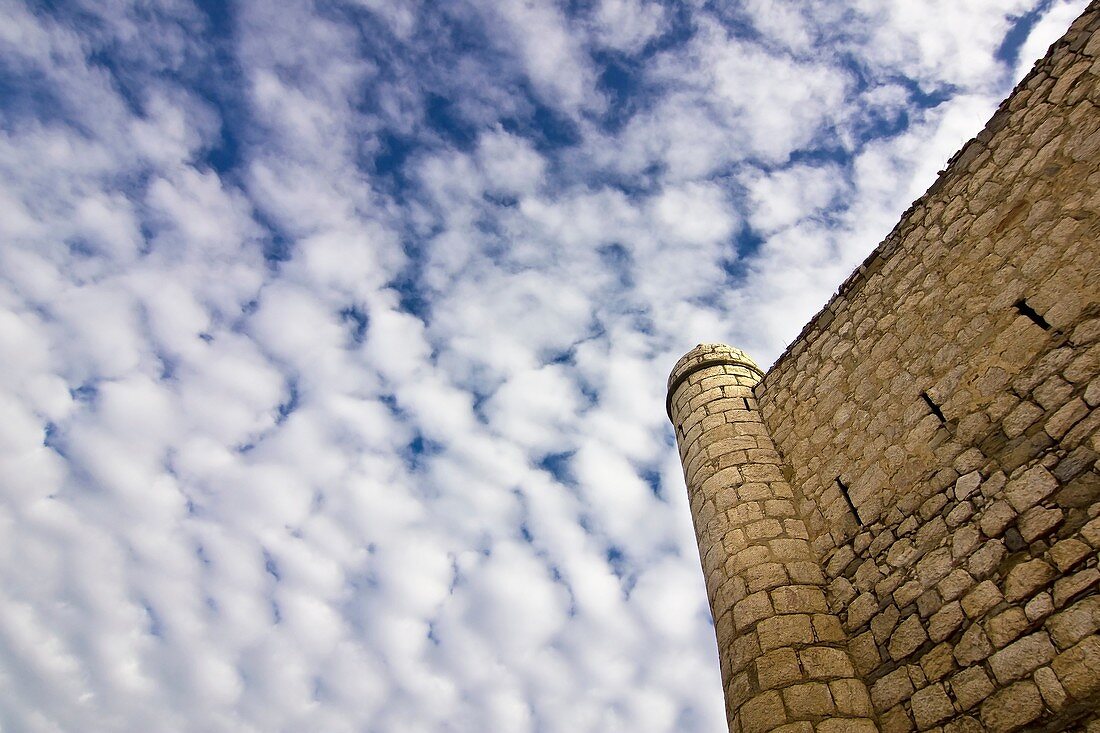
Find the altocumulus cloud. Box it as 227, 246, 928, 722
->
0, 0, 1087, 731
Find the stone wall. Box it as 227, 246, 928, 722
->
668, 4, 1100, 732
755, 4, 1100, 732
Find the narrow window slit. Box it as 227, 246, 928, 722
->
921, 391, 947, 423
836, 477, 862, 526
742, 397, 751, 410
1014, 299, 1051, 331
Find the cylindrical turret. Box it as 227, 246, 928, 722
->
667, 343, 877, 733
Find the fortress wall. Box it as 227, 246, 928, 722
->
754, 5, 1100, 731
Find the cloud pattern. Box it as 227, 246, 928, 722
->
0, 1, 1088, 730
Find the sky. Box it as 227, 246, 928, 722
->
0, 1, 1090, 731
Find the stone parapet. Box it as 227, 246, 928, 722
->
668, 343, 878, 733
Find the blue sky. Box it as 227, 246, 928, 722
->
0, 1, 1088, 731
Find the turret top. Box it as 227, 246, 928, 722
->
665, 343, 764, 422
667, 343, 762, 392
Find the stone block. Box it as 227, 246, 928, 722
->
769, 585, 828, 614
829, 678, 873, 717
921, 642, 957, 682
799, 646, 855, 680
1024, 592, 1054, 623
1053, 567, 1099, 607
1033, 666, 1067, 711
816, 720, 878, 733
1048, 596, 1100, 649
954, 624, 994, 665
739, 689, 786, 733
1004, 466, 1059, 512
811, 613, 846, 643
980, 681, 1044, 732
879, 705, 914, 733
844, 589, 880, 629
848, 631, 880, 676
757, 614, 814, 651
1017, 505, 1063, 542
951, 666, 994, 711
782, 681, 834, 718
980, 500, 1018, 537
938, 568, 976, 602
756, 647, 803, 690
1049, 538, 1092, 572
871, 667, 915, 712
988, 631, 1057, 683
961, 580, 1004, 618
955, 471, 982, 500
944, 716, 984, 733
987, 607, 1029, 647
871, 604, 901, 644
911, 683, 955, 729
734, 591, 774, 631
1003, 559, 1056, 601
968, 540, 1006, 579
889, 614, 927, 660
929, 601, 965, 642
1050, 634, 1100, 699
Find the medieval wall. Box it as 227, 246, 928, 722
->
753, 5, 1100, 732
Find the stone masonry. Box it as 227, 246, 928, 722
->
668, 4, 1100, 732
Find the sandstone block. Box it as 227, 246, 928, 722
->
848, 631, 880, 676
1049, 538, 1091, 572
757, 614, 814, 651
968, 540, 1006, 579
921, 641, 957, 682
871, 667, 915, 712
1033, 666, 1067, 711
1004, 466, 1059, 512
1045, 397, 1088, 438
829, 678, 874, 717
929, 601, 965, 642
955, 471, 983, 500
1050, 634, 1100, 699
955, 624, 994, 665
847, 593, 878, 631
1048, 596, 1100, 649
889, 614, 929, 660
739, 690, 786, 733
735, 591, 775, 631
769, 585, 828, 615
755, 647, 802, 690
782, 681, 834, 718
989, 632, 1057, 683
871, 605, 901, 644
1024, 592, 1054, 622
938, 568, 976, 602
980, 681, 1044, 732
911, 683, 955, 729
799, 646, 855, 679
987, 607, 1030, 647
1052, 567, 1099, 607
980, 500, 1018, 537
1004, 559, 1056, 601
961, 580, 1004, 618
1017, 505, 1063, 542
815, 720, 878, 733
951, 666, 995, 711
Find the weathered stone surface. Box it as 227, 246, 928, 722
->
1003, 559, 1056, 601
1048, 596, 1100, 649
951, 666, 995, 711
980, 681, 1044, 732
988, 632, 1057, 683
871, 667, 914, 712
911, 683, 955, 729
